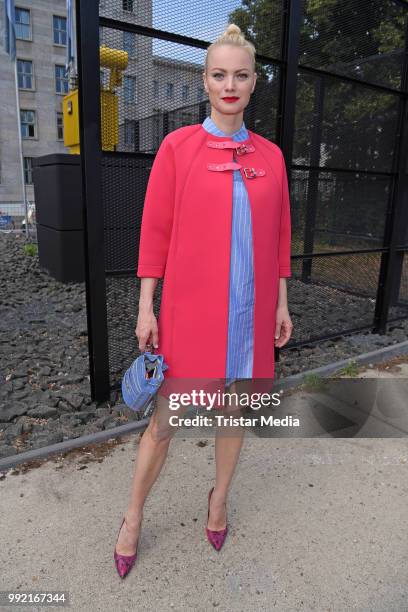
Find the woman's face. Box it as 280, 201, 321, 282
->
203, 45, 257, 116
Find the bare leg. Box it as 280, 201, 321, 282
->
208, 380, 247, 530
115, 393, 184, 555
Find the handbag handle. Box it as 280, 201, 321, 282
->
140, 350, 169, 373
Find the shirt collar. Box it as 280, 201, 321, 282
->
202, 115, 248, 141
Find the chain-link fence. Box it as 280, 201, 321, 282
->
75, 0, 408, 401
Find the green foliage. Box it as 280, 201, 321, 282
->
23, 243, 38, 257
229, 0, 404, 154
337, 360, 360, 377
228, 0, 405, 245
301, 372, 328, 392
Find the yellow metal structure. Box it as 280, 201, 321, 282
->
63, 89, 80, 154
63, 45, 129, 154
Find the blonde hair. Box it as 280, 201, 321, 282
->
204, 23, 256, 73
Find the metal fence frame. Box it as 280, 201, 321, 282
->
76, 0, 408, 402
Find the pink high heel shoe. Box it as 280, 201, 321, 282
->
114, 516, 139, 578
206, 486, 228, 551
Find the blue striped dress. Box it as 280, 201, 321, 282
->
202, 116, 254, 384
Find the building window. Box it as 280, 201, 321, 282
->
20, 110, 36, 138
55, 65, 69, 94
123, 75, 136, 103
56, 112, 64, 140
53, 15, 67, 45
123, 31, 136, 58
153, 80, 159, 97
124, 119, 136, 145
122, 0, 133, 11
182, 84, 189, 102
166, 82, 174, 99
17, 59, 33, 89
197, 86, 204, 101
24, 157, 33, 185
15, 7, 31, 40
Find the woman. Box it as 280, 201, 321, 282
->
114, 23, 293, 578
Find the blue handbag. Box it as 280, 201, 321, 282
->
121, 351, 169, 416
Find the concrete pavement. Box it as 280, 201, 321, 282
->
1, 360, 408, 611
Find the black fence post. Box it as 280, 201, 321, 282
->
373, 15, 408, 334
76, 0, 111, 402
275, 0, 303, 360
163, 112, 169, 137
279, 0, 303, 170
134, 120, 140, 152
302, 77, 325, 283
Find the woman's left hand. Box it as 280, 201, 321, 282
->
274, 305, 293, 348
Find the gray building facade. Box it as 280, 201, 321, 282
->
0, 0, 206, 218
0, 0, 69, 217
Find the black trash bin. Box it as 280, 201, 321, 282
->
33, 154, 84, 283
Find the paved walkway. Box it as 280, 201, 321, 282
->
1, 360, 408, 611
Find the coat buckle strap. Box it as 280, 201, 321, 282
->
235, 143, 255, 155
207, 162, 242, 172
207, 141, 233, 149
243, 167, 266, 178
206, 141, 255, 155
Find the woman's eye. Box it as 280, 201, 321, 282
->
212, 73, 249, 79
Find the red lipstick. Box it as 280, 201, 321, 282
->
222, 97, 239, 103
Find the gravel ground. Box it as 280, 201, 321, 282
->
1, 230, 407, 459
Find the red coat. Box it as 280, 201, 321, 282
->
137, 123, 292, 387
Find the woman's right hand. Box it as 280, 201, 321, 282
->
135, 309, 159, 351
